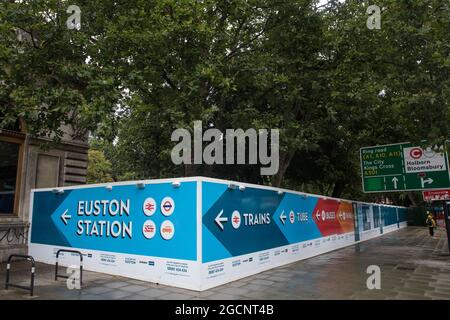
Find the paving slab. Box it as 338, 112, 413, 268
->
119, 284, 149, 293
139, 288, 172, 298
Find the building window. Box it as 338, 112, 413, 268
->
0, 140, 21, 215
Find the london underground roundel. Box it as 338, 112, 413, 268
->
160, 220, 175, 240
289, 210, 295, 224
143, 197, 156, 216
142, 219, 156, 239
160, 197, 175, 216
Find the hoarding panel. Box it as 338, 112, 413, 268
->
30, 182, 197, 260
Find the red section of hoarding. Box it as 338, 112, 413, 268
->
312, 198, 343, 236
423, 189, 450, 202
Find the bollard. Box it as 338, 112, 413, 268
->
5, 254, 36, 296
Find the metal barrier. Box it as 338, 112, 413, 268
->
55, 249, 83, 287
5, 254, 36, 296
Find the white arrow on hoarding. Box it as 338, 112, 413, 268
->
421, 177, 434, 188
215, 210, 228, 231
316, 211, 321, 220
60, 209, 71, 226
280, 210, 287, 225
392, 177, 399, 189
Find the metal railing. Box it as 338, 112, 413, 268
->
5, 254, 36, 296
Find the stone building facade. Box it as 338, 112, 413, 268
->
0, 121, 88, 261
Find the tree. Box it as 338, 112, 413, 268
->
312, 0, 450, 198
90, 0, 327, 184
98, 0, 449, 199
0, 0, 121, 139
86, 149, 113, 184
2, 0, 448, 203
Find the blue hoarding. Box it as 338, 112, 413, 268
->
30, 182, 197, 261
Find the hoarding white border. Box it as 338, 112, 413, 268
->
30, 175, 406, 209
27, 189, 34, 247
196, 178, 203, 286
30, 176, 200, 193
199, 176, 405, 209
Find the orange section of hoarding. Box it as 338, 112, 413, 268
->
337, 201, 355, 233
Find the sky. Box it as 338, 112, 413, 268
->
318, 0, 345, 6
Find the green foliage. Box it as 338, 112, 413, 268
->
0, 0, 121, 139
2, 0, 449, 203
86, 149, 114, 184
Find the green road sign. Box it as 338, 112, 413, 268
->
360, 142, 450, 192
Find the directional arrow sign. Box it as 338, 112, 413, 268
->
60, 209, 71, 226
215, 210, 228, 231
312, 199, 343, 236
203, 185, 288, 258
316, 211, 321, 221
392, 177, 399, 189
360, 142, 450, 192
421, 177, 434, 188
279, 210, 287, 225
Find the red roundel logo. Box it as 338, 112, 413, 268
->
160, 197, 175, 216
143, 197, 156, 216
142, 220, 156, 239
410, 147, 423, 159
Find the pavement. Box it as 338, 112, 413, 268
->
0, 226, 449, 300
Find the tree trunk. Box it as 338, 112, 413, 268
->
202, 164, 215, 178
407, 192, 417, 207
272, 151, 294, 187
184, 164, 196, 177
331, 180, 346, 198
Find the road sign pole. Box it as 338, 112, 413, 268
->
442, 201, 450, 254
